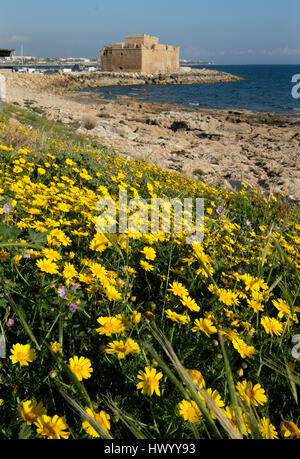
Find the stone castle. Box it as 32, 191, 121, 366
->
100, 35, 180, 73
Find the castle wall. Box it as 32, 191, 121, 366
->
100, 35, 180, 73
101, 47, 142, 72
141, 46, 180, 73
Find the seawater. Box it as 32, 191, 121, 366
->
81, 65, 300, 116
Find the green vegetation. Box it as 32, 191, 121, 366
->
0, 102, 299, 440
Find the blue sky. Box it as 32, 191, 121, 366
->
1, 0, 300, 63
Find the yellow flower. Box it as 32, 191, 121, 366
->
105, 285, 122, 301
168, 281, 189, 298
131, 310, 141, 324
272, 298, 293, 319
10, 343, 37, 366
261, 316, 283, 337
247, 298, 264, 312
96, 316, 125, 336
89, 262, 108, 280
192, 318, 217, 337
220, 327, 239, 342
34, 414, 70, 439
79, 168, 92, 180
105, 338, 140, 359
13, 166, 23, 174
199, 388, 225, 419
68, 356, 93, 381
0, 144, 14, 151
18, 400, 47, 425
196, 264, 215, 278
62, 262, 78, 283
82, 407, 111, 438
186, 369, 206, 389
236, 380, 267, 407
89, 233, 111, 252
136, 366, 163, 396
231, 337, 256, 359
242, 273, 261, 292
50, 341, 61, 353
47, 229, 72, 247
123, 265, 136, 275
36, 258, 59, 274
65, 158, 77, 166
258, 417, 278, 439
0, 250, 10, 262
13, 254, 22, 265
217, 288, 240, 307
180, 295, 200, 312
280, 421, 300, 438
165, 309, 190, 324
140, 246, 156, 261
178, 400, 202, 423
224, 405, 251, 436
42, 248, 62, 261
140, 260, 154, 271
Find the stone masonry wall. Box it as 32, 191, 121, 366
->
100, 35, 179, 73
101, 47, 143, 72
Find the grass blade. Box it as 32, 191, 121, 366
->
218, 332, 244, 436
4, 292, 41, 350
58, 388, 113, 439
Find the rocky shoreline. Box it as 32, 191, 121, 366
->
4, 72, 300, 202
5, 68, 243, 93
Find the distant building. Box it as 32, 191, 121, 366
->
100, 35, 179, 73
0, 49, 15, 73
0, 49, 14, 58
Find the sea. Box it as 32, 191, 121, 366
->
81, 65, 300, 116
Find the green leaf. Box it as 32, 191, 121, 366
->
18, 423, 33, 439
0, 224, 20, 243
28, 229, 47, 248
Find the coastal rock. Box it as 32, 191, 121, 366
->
4, 73, 300, 202
182, 160, 215, 177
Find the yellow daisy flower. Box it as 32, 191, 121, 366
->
178, 399, 202, 423
68, 356, 93, 381
96, 316, 125, 336
10, 343, 37, 366
236, 380, 267, 407
18, 400, 47, 425
34, 414, 70, 439
192, 318, 217, 337
105, 338, 140, 359
136, 367, 163, 396
82, 407, 111, 438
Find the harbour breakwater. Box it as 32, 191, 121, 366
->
6, 68, 243, 94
